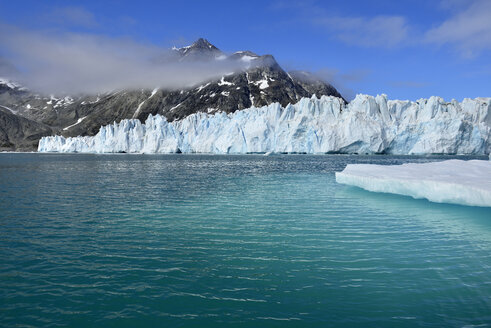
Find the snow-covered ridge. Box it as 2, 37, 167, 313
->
336, 160, 491, 207
0, 77, 27, 91
38, 94, 491, 154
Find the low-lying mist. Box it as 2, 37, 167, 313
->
0, 24, 248, 95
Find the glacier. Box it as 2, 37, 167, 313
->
335, 160, 491, 207
38, 94, 491, 154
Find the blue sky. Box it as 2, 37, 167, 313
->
0, 0, 490, 100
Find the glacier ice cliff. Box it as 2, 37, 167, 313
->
38, 94, 491, 154
335, 160, 491, 207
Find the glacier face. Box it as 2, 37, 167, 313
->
335, 160, 491, 207
38, 94, 491, 154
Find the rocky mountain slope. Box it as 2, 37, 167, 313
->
0, 39, 344, 151
0, 107, 53, 151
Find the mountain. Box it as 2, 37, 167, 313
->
0, 107, 53, 151
38, 94, 491, 155
173, 38, 222, 60
0, 39, 344, 151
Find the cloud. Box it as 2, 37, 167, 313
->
274, 0, 490, 57
312, 68, 371, 100
271, 1, 410, 48
425, 0, 491, 57
0, 24, 247, 95
438, 0, 471, 11
315, 15, 410, 48
0, 57, 18, 76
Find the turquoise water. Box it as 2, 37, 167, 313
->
0, 153, 490, 327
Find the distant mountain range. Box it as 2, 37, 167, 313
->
0, 38, 344, 151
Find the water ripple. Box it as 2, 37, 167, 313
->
1, 153, 490, 327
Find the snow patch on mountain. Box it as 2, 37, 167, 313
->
0, 77, 27, 90
256, 79, 269, 89
0, 104, 18, 115
218, 77, 233, 86
63, 116, 87, 131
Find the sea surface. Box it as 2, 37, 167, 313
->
0, 153, 490, 327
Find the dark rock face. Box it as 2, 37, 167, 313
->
0, 39, 344, 150
175, 38, 222, 61
0, 107, 54, 151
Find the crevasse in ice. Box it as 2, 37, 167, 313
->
38, 94, 491, 154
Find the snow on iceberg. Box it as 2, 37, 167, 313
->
38, 94, 491, 154
335, 160, 491, 207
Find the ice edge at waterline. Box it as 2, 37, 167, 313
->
335, 159, 491, 207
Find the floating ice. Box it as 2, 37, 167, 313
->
38, 94, 491, 155
336, 160, 491, 207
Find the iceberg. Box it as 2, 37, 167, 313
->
335, 160, 491, 207
38, 94, 491, 155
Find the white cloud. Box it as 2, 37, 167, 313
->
425, 0, 491, 57
271, 1, 411, 48
312, 68, 371, 100
316, 15, 410, 48
0, 24, 246, 94
275, 0, 491, 57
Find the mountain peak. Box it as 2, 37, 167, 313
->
191, 38, 217, 50
174, 38, 222, 60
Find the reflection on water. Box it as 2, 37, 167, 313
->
337, 186, 491, 245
